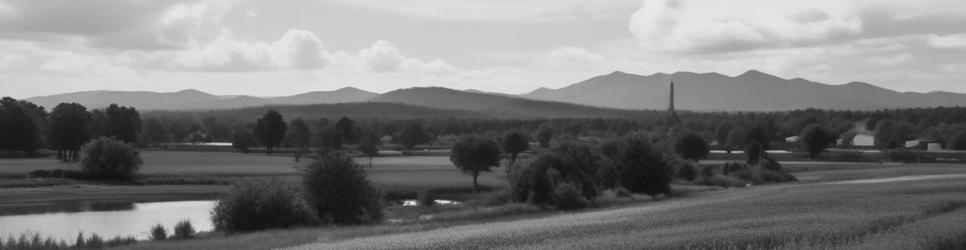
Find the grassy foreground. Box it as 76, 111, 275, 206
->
279, 176, 966, 250
117, 169, 966, 250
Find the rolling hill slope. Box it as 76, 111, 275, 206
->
523, 70, 966, 111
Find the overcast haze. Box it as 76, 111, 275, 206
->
2, 0, 966, 99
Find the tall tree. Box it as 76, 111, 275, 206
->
254, 110, 287, 154
502, 131, 530, 171
0, 97, 47, 153
450, 136, 501, 188
285, 117, 310, 161
48, 103, 92, 162
335, 117, 357, 144
358, 132, 380, 167
231, 128, 254, 154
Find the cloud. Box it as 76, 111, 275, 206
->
927, 33, 966, 49
330, 0, 639, 22
629, 0, 863, 53
0, 0, 239, 50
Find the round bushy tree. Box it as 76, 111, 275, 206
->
303, 153, 383, 224
450, 135, 501, 188
615, 136, 672, 197
211, 179, 318, 233
674, 133, 710, 162
800, 125, 837, 158
80, 137, 143, 180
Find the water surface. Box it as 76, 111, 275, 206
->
0, 200, 215, 242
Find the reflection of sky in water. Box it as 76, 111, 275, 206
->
0, 200, 215, 241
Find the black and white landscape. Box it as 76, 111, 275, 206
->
2, 1, 966, 250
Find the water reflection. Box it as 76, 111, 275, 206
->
0, 200, 215, 242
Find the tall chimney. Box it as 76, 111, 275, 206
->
668, 81, 675, 112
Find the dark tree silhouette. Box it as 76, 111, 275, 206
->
231, 128, 254, 154
335, 117, 357, 144
285, 118, 310, 161
254, 110, 286, 154
951, 131, 966, 150
800, 125, 837, 158
744, 126, 770, 150
48, 102, 91, 162
358, 132, 380, 167
396, 122, 430, 151
614, 136, 672, 197
745, 141, 764, 165
450, 136, 501, 188
0, 97, 47, 153
103, 104, 141, 144
502, 131, 530, 169
302, 153, 383, 224
674, 132, 710, 162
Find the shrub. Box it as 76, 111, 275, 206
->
613, 136, 672, 196
553, 183, 587, 210
614, 187, 633, 198
303, 153, 384, 224
695, 175, 747, 188
674, 162, 697, 181
150, 224, 167, 241
674, 132, 710, 162
885, 150, 919, 163
758, 157, 782, 172
759, 169, 798, 183
420, 189, 437, 206
211, 179, 318, 233
173, 220, 195, 240
80, 137, 143, 180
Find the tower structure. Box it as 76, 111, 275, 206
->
667, 81, 681, 126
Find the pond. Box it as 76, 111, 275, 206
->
0, 200, 216, 242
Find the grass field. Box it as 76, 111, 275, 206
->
3, 151, 966, 249
0, 151, 507, 206
281, 176, 966, 250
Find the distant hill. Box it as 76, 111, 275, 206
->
27, 87, 378, 111
370, 87, 646, 118
523, 70, 966, 111
142, 102, 486, 121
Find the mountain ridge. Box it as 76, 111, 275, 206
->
24, 70, 966, 113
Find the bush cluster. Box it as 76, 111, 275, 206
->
303, 153, 384, 224
211, 179, 318, 233
695, 159, 797, 187
510, 135, 675, 209
80, 137, 142, 180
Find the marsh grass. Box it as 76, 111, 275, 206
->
0, 232, 136, 250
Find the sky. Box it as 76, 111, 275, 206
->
1, 0, 965, 99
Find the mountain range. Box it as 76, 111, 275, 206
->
25, 70, 966, 117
